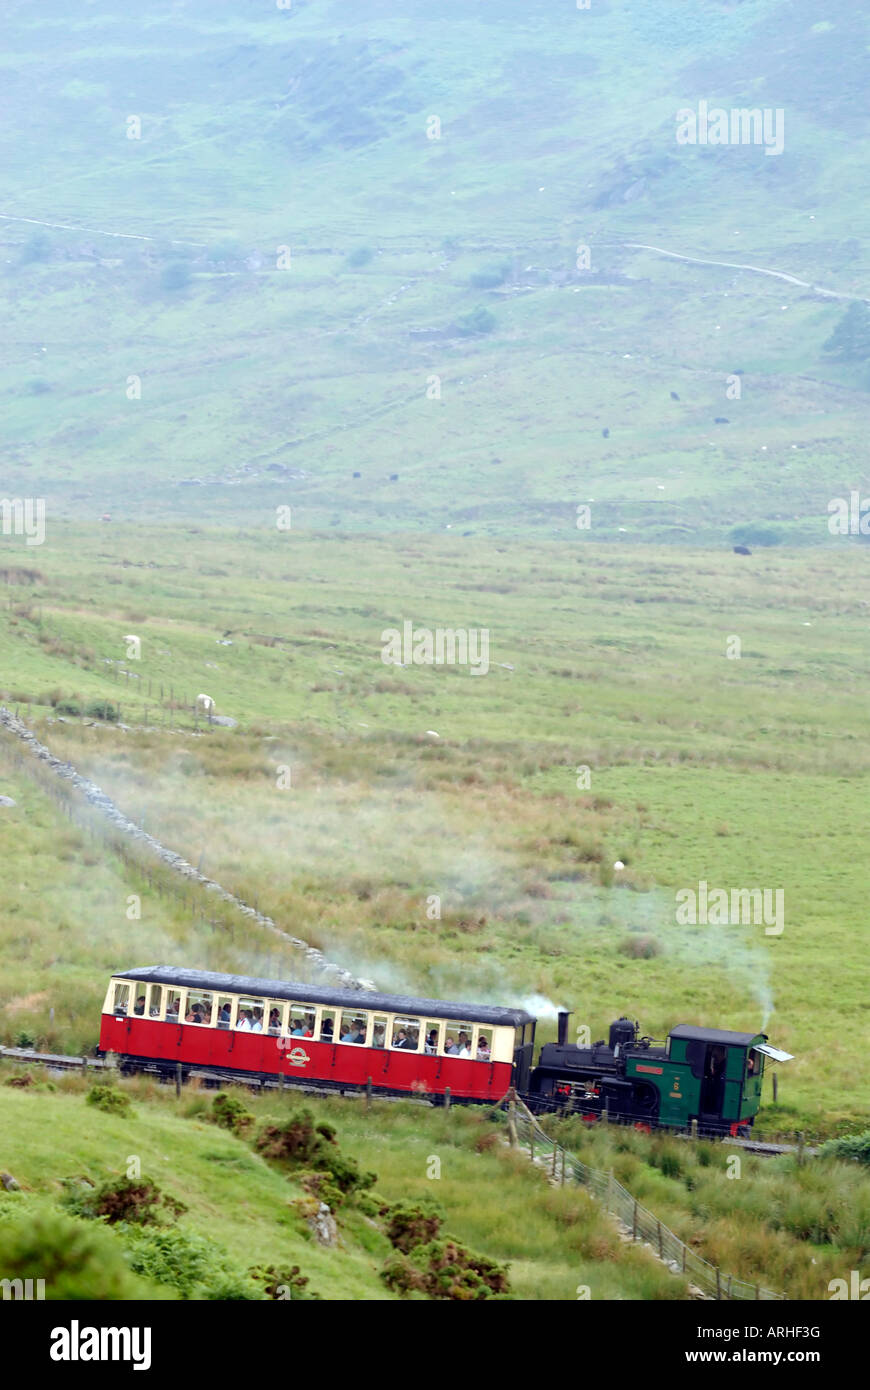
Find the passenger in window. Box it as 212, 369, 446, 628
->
133, 995, 146, 1016
372, 1025, 385, 1049
251, 1008, 264, 1033
425, 1029, 438, 1055
476, 1036, 491, 1061
291, 1019, 305, 1037
321, 1018, 334, 1041
304, 1016, 315, 1038
185, 1003, 198, 1023
444, 1035, 458, 1055
392, 1027, 409, 1048
218, 1002, 231, 1026
149, 1000, 162, 1018
457, 1031, 471, 1058
349, 1018, 366, 1044
339, 1021, 350, 1041
237, 1010, 252, 1032
268, 1008, 281, 1033
166, 999, 179, 1021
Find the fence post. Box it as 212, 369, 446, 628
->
691, 1117, 698, 1140
366, 1077, 372, 1110
444, 1087, 451, 1112
175, 1062, 182, 1098
560, 1147, 566, 1185
716, 1267, 721, 1301
657, 1219, 663, 1258
607, 1168, 613, 1210
551, 1143, 558, 1179
603, 1101, 609, 1126
755, 1282, 760, 1300
682, 1243, 686, 1273
797, 1131, 805, 1166
632, 1198, 638, 1240
727, 1274, 732, 1300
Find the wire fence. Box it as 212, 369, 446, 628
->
504, 1097, 784, 1301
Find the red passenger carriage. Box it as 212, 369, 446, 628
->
99, 966, 537, 1102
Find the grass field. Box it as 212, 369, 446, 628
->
1, 527, 868, 1131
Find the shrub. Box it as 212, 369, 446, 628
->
86, 1084, 132, 1117
210, 1093, 254, 1135
618, 934, 661, 959
0, 1205, 153, 1299
250, 1263, 318, 1300
87, 1177, 169, 1226
14, 1030, 36, 1049
55, 700, 82, 716
65, 1174, 184, 1227
384, 1200, 444, 1253
382, 1237, 509, 1300
346, 245, 374, 268
122, 1225, 262, 1299
256, 1109, 326, 1165
456, 306, 496, 336
84, 700, 119, 722
819, 1131, 870, 1167
256, 1110, 376, 1197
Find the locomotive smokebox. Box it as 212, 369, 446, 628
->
609, 1016, 637, 1052
557, 1010, 572, 1046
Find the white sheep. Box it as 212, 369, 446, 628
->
196, 693, 215, 717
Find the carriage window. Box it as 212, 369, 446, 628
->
443, 1023, 472, 1058
287, 1005, 315, 1038
132, 990, 147, 1017
235, 997, 265, 1032
147, 985, 163, 1018
165, 991, 182, 1021
112, 983, 131, 1015
423, 1021, 442, 1055
216, 996, 233, 1029
371, 1015, 388, 1049
185, 991, 214, 1026
339, 1010, 368, 1044
266, 1002, 285, 1036
391, 1016, 421, 1051
474, 1027, 492, 1062
318, 1008, 337, 1044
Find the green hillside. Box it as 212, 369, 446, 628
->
1, 0, 869, 537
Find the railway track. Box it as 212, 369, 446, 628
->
0, 1045, 816, 1154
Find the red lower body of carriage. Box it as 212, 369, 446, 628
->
99, 1014, 512, 1101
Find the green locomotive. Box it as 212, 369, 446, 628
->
528, 1014, 793, 1135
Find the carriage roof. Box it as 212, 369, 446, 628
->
115, 965, 535, 1028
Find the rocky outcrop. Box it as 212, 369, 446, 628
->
0, 707, 371, 992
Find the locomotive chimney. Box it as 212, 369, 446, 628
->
557, 1010, 572, 1046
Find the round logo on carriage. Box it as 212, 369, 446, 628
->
287, 1047, 309, 1068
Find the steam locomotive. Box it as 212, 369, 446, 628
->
527, 1011, 793, 1137
99, 967, 792, 1138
